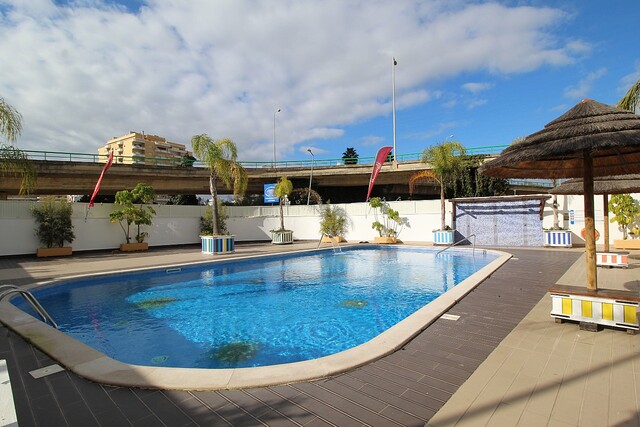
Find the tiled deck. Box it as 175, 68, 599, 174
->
1, 243, 636, 426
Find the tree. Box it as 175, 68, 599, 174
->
274, 176, 293, 231
109, 183, 156, 244
191, 135, 247, 235
167, 194, 200, 205
609, 194, 640, 239
616, 79, 640, 113
179, 153, 197, 167
449, 155, 509, 198
369, 197, 403, 237
412, 141, 466, 230
0, 97, 36, 195
0, 98, 22, 144
342, 147, 359, 165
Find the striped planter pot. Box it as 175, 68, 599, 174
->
543, 230, 572, 247
433, 230, 455, 245
200, 235, 235, 254
271, 230, 294, 245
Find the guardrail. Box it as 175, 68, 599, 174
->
20, 144, 510, 169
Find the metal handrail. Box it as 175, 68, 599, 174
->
436, 234, 476, 256
19, 144, 510, 168
0, 285, 58, 329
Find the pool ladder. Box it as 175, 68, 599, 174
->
0, 284, 58, 329
436, 234, 482, 256
317, 233, 342, 253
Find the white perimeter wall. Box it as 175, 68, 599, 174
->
0, 194, 637, 256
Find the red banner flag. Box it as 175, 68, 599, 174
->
366, 146, 393, 201
89, 150, 114, 207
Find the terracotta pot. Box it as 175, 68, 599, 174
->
321, 235, 346, 243
36, 247, 72, 258
613, 239, 640, 250
373, 236, 397, 244
119, 242, 148, 252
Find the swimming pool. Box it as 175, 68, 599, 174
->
3, 245, 510, 389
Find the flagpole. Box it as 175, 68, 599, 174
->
391, 57, 398, 168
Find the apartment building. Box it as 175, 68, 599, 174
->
98, 132, 192, 166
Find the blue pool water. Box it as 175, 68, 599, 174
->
16, 246, 497, 369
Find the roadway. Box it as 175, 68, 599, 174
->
0, 159, 437, 199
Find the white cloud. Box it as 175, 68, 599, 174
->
617, 63, 640, 96
462, 82, 494, 94
359, 135, 385, 147
0, 0, 585, 160
467, 98, 488, 109
563, 68, 607, 99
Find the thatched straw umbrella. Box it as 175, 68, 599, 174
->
549, 174, 640, 252
481, 99, 640, 291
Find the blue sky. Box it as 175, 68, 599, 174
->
1, 0, 639, 163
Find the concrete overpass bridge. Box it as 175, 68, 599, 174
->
0, 147, 550, 201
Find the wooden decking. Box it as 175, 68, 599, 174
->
1, 247, 580, 426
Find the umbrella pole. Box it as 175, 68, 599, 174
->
602, 193, 610, 252
583, 152, 597, 291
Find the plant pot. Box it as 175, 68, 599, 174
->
433, 230, 455, 245
373, 236, 398, 244
119, 242, 148, 252
271, 230, 294, 245
36, 247, 72, 258
543, 230, 572, 247
321, 235, 346, 243
201, 235, 235, 254
613, 239, 640, 250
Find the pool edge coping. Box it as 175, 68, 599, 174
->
0, 246, 512, 390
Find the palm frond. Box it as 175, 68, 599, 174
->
616, 79, 640, 113
408, 170, 439, 195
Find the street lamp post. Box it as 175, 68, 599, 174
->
273, 108, 281, 168
391, 56, 397, 167
306, 148, 314, 205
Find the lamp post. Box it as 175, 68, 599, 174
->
391, 56, 398, 167
273, 108, 281, 168
445, 134, 454, 143
306, 148, 314, 205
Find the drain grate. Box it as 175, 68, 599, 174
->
440, 314, 460, 321
29, 364, 64, 379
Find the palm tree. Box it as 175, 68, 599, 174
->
0, 98, 22, 144
616, 79, 640, 113
342, 147, 359, 165
0, 97, 36, 195
410, 141, 466, 230
274, 176, 293, 231
191, 135, 247, 235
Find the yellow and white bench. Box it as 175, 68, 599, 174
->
549, 285, 639, 334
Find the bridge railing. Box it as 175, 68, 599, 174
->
20, 144, 509, 169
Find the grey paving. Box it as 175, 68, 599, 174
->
0, 243, 593, 426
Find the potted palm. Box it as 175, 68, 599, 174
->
31, 196, 75, 257
369, 197, 403, 243
610, 194, 640, 249
413, 140, 466, 245
191, 135, 247, 254
271, 176, 294, 244
109, 183, 156, 251
319, 203, 348, 242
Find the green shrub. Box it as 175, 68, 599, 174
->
31, 197, 75, 248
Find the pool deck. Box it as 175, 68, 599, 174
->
1, 242, 638, 426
